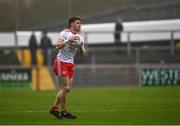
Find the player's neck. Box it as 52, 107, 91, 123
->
69, 28, 78, 34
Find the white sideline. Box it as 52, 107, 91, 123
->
0, 109, 119, 113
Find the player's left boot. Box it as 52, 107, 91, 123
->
61, 111, 77, 119
49, 108, 62, 119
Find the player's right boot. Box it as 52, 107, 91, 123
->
61, 111, 77, 119
49, 108, 62, 119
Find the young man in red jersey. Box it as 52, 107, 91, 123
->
49, 16, 86, 119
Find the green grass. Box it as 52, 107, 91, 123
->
0, 86, 180, 125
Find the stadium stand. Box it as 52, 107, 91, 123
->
74, 46, 180, 64
0, 49, 20, 65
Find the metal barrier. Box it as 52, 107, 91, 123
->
47, 46, 180, 88
0, 46, 180, 88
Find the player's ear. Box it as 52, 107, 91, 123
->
70, 22, 74, 27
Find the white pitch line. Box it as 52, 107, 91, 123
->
0, 109, 120, 114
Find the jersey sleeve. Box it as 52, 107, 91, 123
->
58, 31, 67, 41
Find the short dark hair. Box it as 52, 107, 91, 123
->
68, 16, 82, 28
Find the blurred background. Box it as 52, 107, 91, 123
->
0, 0, 180, 90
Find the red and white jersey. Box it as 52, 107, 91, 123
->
57, 29, 84, 64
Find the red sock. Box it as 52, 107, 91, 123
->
53, 105, 59, 111
61, 108, 67, 113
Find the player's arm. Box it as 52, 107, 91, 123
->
79, 43, 86, 56
56, 39, 66, 49
56, 36, 78, 49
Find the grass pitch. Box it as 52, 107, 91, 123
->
0, 86, 180, 125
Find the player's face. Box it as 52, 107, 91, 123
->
72, 20, 81, 32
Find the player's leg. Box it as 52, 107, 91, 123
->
61, 77, 76, 119
54, 76, 69, 110
61, 77, 72, 108
49, 60, 69, 119
61, 77, 72, 111
60, 64, 76, 119
54, 60, 68, 109
49, 76, 69, 119
63, 77, 73, 107
50, 77, 70, 119
49, 59, 62, 119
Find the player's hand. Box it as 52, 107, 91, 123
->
68, 36, 79, 42
79, 42, 83, 47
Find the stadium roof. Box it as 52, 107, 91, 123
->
0, 0, 179, 32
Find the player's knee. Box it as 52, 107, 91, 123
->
57, 95, 62, 101
65, 87, 71, 93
